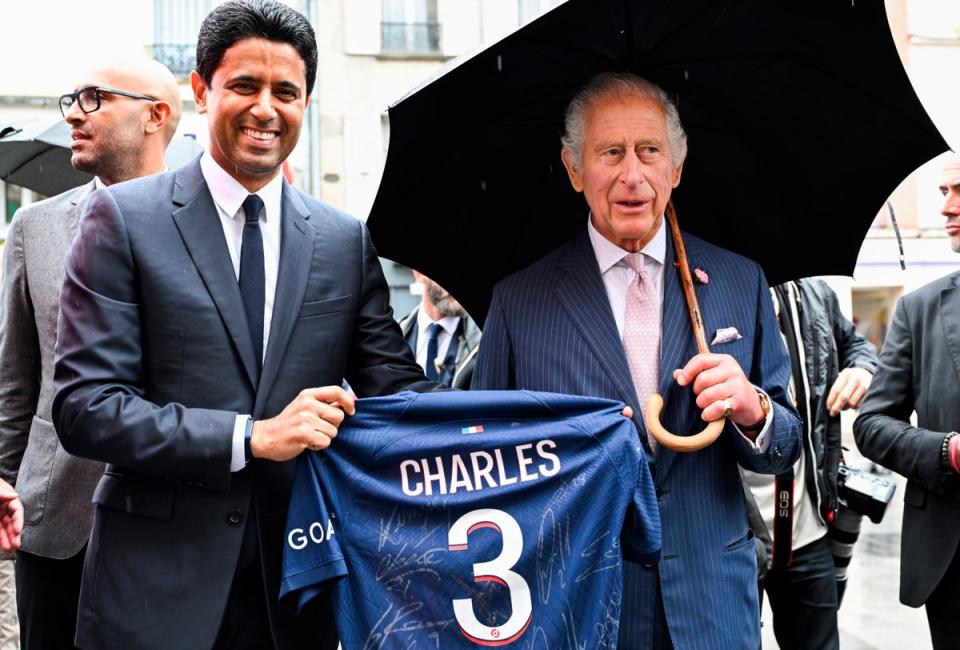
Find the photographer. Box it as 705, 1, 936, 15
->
744, 279, 878, 650
854, 154, 960, 650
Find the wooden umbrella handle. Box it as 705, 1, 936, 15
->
644, 200, 725, 452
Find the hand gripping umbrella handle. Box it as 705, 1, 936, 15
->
643, 201, 725, 452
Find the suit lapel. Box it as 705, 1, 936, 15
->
171, 162, 259, 390
65, 182, 96, 239
941, 274, 960, 386
553, 232, 643, 421
255, 183, 316, 415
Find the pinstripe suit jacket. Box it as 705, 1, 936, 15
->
473, 228, 801, 649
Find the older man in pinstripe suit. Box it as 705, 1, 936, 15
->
473, 73, 801, 649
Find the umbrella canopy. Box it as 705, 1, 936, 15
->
0, 119, 204, 197
0, 120, 89, 197
368, 0, 949, 325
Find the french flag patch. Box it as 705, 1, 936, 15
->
461, 425, 484, 435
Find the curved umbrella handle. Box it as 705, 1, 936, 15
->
645, 394, 725, 452
645, 201, 726, 452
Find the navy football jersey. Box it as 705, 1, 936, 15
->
280, 390, 660, 649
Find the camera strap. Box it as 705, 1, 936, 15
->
769, 283, 804, 570
772, 469, 795, 568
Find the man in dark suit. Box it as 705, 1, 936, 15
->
473, 72, 801, 649
0, 58, 181, 650
399, 271, 481, 388
52, 2, 431, 648
854, 154, 960, 650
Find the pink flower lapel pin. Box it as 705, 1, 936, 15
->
693, 267, 709, 285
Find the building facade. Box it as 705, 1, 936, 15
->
0, 0, 957, 317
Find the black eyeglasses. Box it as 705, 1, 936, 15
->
59, 86, 160, 118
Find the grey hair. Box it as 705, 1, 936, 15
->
561, 72, 688, 170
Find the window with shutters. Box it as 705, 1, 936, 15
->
381, 0, 441, 56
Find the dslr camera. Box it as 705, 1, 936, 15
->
837, 464, 896, 524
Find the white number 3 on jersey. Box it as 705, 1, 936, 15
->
448, 508, 533, 645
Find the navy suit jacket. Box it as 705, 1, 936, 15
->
52, 159, 432, 650
474, 229, 801, 649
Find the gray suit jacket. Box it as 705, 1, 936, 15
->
0, 182, 105, 559
854, 271, 960, 607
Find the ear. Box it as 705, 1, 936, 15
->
143, 101, 172, 136
672, 160, 684, 188
561, 147, 584, 193
412, 270, 426, 283
190, 70, 208, 115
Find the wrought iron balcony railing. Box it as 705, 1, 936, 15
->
380, 22, 442, 56
150, 43, 196, 76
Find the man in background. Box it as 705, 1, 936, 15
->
854, 154, 960, 650
0, 58, 181, 649
400, 270, 481, 388
744, 278, 877, 650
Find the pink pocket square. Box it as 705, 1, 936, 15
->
711, 327, 743, 345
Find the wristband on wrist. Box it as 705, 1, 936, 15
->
940, 432, 958, 471
950, 434, 960, 474
243, 418, 254, 462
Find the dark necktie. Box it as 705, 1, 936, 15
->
424, 322, 441, 381
239, 194, 265, 375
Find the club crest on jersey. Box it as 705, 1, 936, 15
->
461, 425, 484, 434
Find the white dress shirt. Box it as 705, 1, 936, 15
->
742, 286, 826, 548
586, 215, 772, 451
414, 309, 460, 375
199, 152, 284, 471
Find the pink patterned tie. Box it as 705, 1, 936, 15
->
622, 253, 660, 451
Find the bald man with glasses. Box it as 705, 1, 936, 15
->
0, 58, 181, 650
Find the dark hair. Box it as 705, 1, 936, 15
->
196, 0, 318, 93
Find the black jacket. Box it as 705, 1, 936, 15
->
774, 279, 879, 522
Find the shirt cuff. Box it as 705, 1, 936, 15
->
731, 387, 773, 453
231, 415, 249, 472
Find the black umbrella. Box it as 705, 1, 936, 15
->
0, 120, 90, 197
368, 0, 948, 326
0, 119, 204, 197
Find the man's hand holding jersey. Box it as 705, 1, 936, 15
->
250, 386, 356, 461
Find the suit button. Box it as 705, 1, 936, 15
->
227, 509, 243, 525
773, 448, 783, 459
